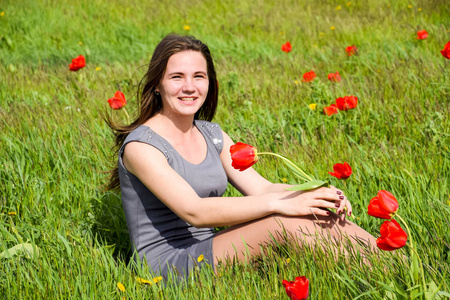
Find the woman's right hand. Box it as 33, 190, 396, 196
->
272, 186, 351, 218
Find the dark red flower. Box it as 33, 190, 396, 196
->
230, 142, 258, 171
327, 71, 341, 82
367, 190, 399, 219
302, 71, 316, 82
440, 41, 450, 59
416, 29, 428, 40
323, 104, 338, 116
69, 55, 86, 71
281, 42, 292, 53
345, 45, 357, 56
282, 276, 309, 300
108, 91, 127, 110
376, 219, 408, 251
328, 162, 352, 179
335, 95, 358, 110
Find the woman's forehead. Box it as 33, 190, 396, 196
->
166, 51, 207, 73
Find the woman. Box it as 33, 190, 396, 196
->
107, 34, 376, 279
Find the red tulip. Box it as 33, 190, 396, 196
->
302, 71, 316, 82
108, 91, 127, 110
376, 219, 407, 251
230, 142, 258, 171
323, 104, 338, 116
335, 95, 358, 110
345, 45, 357, 56
327, 71, 341, 82
328, 162, 352, 179
367, 190, 399, 219
282, 276, 309, 300
440, 41, 450, 59
416, 29, 428, 40
69, 55, 86, 71
281, 42, 292, 53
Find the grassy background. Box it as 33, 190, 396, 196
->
0, 0, 449, 298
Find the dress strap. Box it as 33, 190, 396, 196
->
195, 120, 224, 155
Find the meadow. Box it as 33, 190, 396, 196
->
0, 0, 449, 298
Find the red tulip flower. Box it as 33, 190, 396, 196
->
328, 162, 352, 179
416, 29, 428, 40
323, 104, 338, 116
376, 219, 408, 251
327, 71, 341, 82
335, 95, 358, 110
69, 55, 86, 71
302, 71, 316, 82
367, 190, 399, 219
345, 45, 357, 56
230, 142, 258, 171
440, 41, 450, 59
281, 41, 292, 53
282, 276, 309, 300
108, 91, 127, 110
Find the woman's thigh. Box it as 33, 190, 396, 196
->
212, 213, 376, 267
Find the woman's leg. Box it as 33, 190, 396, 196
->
212, 212, 377, 267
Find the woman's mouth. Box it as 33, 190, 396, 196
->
179, 97, 196, 103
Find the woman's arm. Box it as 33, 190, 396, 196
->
122, 136, 348, 228
220, 131, 352, 221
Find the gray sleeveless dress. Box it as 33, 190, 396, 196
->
118, 120, 228, 278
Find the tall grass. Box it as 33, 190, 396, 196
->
0, 0, 449, 298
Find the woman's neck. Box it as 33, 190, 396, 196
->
145, 113, 195, 137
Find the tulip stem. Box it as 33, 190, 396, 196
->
122, 107, 131, 124
396, 214, 426, 295
258, 152, 314, 182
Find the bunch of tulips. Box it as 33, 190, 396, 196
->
229, 142, 433, 299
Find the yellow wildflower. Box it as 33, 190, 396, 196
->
285, 258, 291, 264
309, 103, 317, 110
197, 254, 204, 262
78, 41, 82, 45
417, 8, 422, 11
117, 282, 125, 292
0, 12, 4, 17
320, 32, 325, 36
153, 276, 163, 283
346, 2, 351, 6
95, 67, 101, 71
183, 25, 191, 31
294, 80, 299, 85
8, 212, 17, 216
136, 277, 153, 285
408, 4, 413, 8
330, 26, 336, 30
282, 178, 288, 183
335, 5, 342, 10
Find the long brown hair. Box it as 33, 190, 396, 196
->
106, 34, 219, 190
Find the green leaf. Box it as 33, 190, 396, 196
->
0, 243, 40, 259
285, 180, 329, 191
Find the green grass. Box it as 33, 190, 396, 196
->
1, 0, 449, 298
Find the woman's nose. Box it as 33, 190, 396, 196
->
182, 79, 195, 93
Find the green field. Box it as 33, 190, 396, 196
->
1, 0, 449, 298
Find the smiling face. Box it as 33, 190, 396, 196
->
156, 50, 209, 118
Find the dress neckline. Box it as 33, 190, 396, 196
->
139, 120, 209, 166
